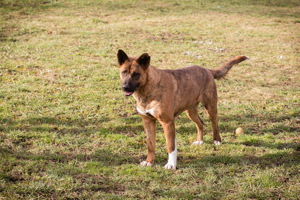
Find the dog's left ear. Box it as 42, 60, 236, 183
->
137, 53, 151, 70
117, 49, 129, 66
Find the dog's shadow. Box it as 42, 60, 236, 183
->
1, 111, 299, 170
177, 149, 300, 171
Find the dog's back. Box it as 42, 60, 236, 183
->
158, 55, 248, 116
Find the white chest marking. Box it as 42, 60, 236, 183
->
137, 107, 155, 118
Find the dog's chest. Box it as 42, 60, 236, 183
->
136, 106, 155, 118
133, 94, 158, 118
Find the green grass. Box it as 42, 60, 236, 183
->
0, 0, 300, 199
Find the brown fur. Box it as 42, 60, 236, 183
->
117, 50, 248, 168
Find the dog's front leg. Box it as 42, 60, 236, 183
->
161, 121, 177, 170
140, 116, 156, 167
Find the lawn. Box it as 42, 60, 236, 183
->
0, 0, 299, 199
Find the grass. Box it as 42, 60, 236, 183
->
0, 0, 300, 199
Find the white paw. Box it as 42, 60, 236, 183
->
164, 163, 176, 170
164, 139, 177, 170
214, 140, 221, 145
192, 141, 204, 145
164, 148, 177, 170
140, 161, 153, 167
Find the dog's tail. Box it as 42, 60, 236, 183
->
210, 56, 249, 80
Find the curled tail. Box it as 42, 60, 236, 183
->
210, 56, 249, 80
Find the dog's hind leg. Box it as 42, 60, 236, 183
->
204, 103, 221, 145
186, 105, 204, 145
140, 116, 157, 167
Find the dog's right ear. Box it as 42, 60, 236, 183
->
117, 49, 129, 66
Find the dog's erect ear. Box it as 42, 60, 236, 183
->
137, 53, 150, 70
117, 49, 129, 66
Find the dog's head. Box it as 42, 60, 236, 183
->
117, 49, 150, 96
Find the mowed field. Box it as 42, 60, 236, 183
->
0, 0, 300, 199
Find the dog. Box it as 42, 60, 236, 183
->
117, 49, 248, 169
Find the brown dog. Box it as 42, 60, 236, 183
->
117, 50, 248, 169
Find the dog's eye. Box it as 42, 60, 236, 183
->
132, 72, 140, 78
122, 70, 127, 75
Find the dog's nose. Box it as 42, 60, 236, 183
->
122, 84, 130, 91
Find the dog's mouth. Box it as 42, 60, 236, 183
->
122, 83, 140, 97
124, 91, 134, 96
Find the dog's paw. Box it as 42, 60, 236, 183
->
192, 141, 204, 145
140, 161, 153, 167
164, 163, 176, 170
214, 140, 221, 145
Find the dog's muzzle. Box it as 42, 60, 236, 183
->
122, 83, 140, 96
